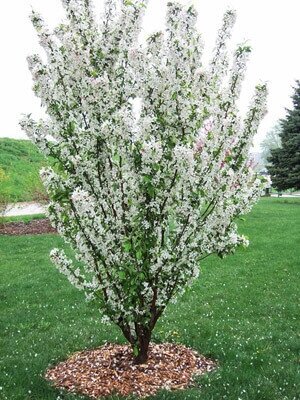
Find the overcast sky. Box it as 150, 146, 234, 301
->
1, 0, 300, 151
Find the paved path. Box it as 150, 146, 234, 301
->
270, 194, 300, 198
3, 202, 46, 217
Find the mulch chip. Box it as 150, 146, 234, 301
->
0, 218, 57, 235
45, 343, 216, 398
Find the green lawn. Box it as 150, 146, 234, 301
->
0, 138, 48, 203
0, 198, 299, 400
0, 214, 46, 224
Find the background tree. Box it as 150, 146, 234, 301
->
260, 123, 281, 168
268, 81, 300, 190
21, 0, 268, 364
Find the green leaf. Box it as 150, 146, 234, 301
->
133, 345, 139, 357
142, 175, 152, 183
67, 121, 76, 134
112, 153, 120, 164
123, 241, 132, 252
33, 83, 40, 92
139, 272, 145, 280
147, 185, 155, 197
118, 271, 126, 280
52, 190, 70, 202
136, 250, 142, 260
168, 217, 176, 233
91, 69, 98, 77
96, 50, 104, 60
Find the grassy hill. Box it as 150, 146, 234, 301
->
0, 138, 49, 203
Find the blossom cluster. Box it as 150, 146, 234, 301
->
21, 0, 268, 353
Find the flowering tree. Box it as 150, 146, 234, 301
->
21, 0, 268, 364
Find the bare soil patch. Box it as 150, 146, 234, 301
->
0, 219, 56, 235
45, 343, 216, 398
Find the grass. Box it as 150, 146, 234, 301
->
0, 214, 46, 224
0, 138, 49, 203
0, 197, 299, 400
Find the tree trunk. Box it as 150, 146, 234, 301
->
132, 305, 164, 364
133, 328, 151, 364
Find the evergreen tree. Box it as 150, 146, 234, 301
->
260, 123, 281, 168
268, 81, 300, 190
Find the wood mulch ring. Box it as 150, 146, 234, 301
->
45, 343, 216, 398
0, 219, 57, 235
